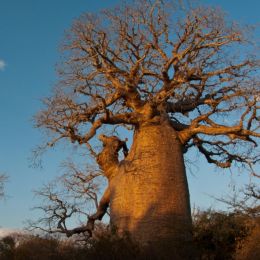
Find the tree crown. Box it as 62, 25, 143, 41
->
36, 0, 260, 172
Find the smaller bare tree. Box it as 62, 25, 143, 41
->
27, 161, 105, 241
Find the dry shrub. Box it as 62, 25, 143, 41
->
0, 236, 15, 260
235, 218, 260, 260
0, 213, 257, 260
193, 210, 252, 260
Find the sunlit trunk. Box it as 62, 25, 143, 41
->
109, 118, 193, 257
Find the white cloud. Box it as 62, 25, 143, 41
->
0, 59, 6, 71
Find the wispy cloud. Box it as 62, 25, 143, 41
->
0, 59, 6, 71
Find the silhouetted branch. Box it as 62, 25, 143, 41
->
0, 174, 7, 198
217, 184, 260, 217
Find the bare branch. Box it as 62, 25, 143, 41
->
0, 174, 7, 199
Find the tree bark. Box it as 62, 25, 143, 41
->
109, 118, 193, 257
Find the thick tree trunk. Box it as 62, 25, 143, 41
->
109, 118, 193, 257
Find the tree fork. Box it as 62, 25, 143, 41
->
85, 135, 129, 236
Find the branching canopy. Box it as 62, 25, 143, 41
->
36, 0, 260, 172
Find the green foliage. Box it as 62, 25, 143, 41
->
193, 210, 252, 260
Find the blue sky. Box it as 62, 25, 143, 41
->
0, 0, 259, 229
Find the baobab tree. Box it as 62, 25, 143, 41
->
34, 0, 260, 256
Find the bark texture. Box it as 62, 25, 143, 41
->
109, 119, 192, 250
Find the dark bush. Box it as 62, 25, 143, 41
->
0, 236, 15, 260
235, 217, 260, 260
14, 236, 60, 260
193, 210, 252, 260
